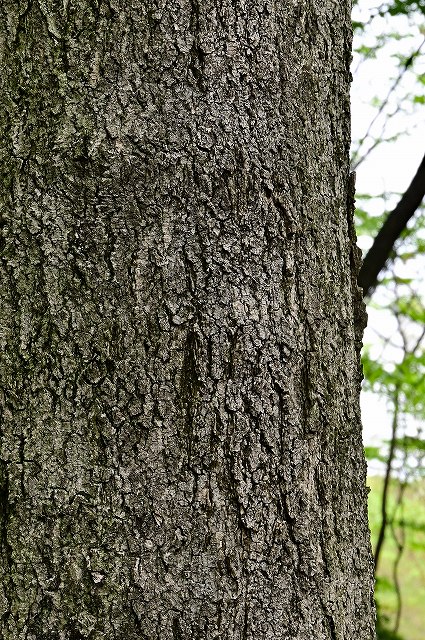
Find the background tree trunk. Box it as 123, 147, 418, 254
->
0, 1, 375, 638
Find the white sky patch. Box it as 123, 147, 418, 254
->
351, 3, 425, 461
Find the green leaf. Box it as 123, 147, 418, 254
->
387, 0, 425, 17
352, 22, 365, 33
355, 44, 378, 58
375, 576, 396, 593
392, 436, 425, 453
393, 275, 413, 284
365, 446, 386, 462
393, 296, 425, 323
355, 208, 387, 236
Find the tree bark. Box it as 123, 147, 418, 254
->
0, 1, 375, 638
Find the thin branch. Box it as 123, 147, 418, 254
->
359, 153, 425, 298
352, 38, 425, 170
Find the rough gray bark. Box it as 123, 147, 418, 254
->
0, 1, 375, 638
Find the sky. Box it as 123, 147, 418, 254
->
350, 2, 425, 469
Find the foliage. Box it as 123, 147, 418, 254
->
368, 477, 425, 639
386, 1, 425, 17
377, 611, 405, 640
353, 1, 425, 638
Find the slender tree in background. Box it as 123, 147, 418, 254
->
0, 1, 376, 638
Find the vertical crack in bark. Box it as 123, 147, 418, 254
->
179, 329, 201, 468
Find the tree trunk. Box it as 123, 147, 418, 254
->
0, 1, 375, 638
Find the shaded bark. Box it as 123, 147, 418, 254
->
0, 1, 375, 638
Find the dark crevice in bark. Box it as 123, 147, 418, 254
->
326, 614, 338, 640
180, 329, 201, 468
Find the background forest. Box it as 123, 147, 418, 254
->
352, 1, 425, 638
